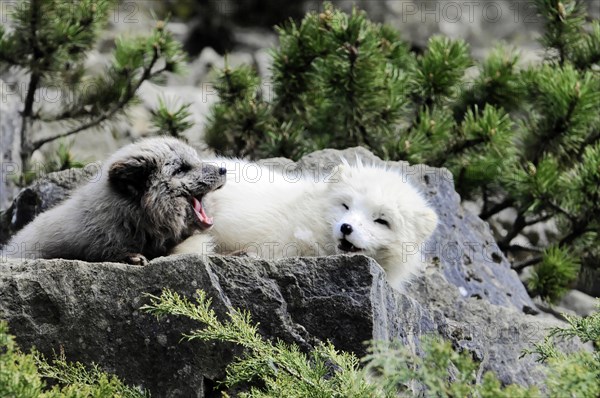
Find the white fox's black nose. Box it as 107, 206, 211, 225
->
340, 223, 353, 235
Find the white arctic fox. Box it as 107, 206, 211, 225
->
173, 158, 438, 287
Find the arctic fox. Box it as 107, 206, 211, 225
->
3, 138, 226, 264
173, 158, 438, 286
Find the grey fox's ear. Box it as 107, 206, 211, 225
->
109, 156, 155, 196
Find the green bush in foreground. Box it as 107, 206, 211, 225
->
0, 321, 147, 398
143, 289, 385, 397
143, 289, 543, 397
523, 306, 600, 398
3, 291, 598, 397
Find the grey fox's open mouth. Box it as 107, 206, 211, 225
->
191, 196, 213, 229
338, 238, 363, 253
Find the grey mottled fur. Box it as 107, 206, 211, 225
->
3, 137, 225, 264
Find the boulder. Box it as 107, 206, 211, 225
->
0, 255, 565, 396
0, 165, 100, 245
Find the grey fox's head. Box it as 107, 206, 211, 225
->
107, 137, 227, 238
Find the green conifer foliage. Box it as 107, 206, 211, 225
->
523, 303, 600, 397
143, 289, 598, 397
205, 64, 277, 157
143, 289, 388, 397
527, 246, 580, 302
150, 97, 194, 140
452, 45, 522, 120
0, 321, 147, 397
206, 3, 412, 160
0, 0, 186, 184
411, 36, 471, 107
143, 288, 544, 397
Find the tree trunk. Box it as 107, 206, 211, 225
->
0, 79, 23, 210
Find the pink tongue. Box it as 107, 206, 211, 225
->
192, 197, 213, 228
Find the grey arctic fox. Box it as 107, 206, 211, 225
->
3, 137, 226, 265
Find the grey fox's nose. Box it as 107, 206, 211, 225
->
218, 167, 227, 175
340, 223, 353, 235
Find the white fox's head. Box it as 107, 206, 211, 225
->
325, 161, 438, 279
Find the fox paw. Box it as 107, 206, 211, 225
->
227, 249, 260, 258
125, 253, 149, 266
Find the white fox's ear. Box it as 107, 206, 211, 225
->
328, 162, 351, 182
355, 155, 364, 168
414, 207, 438, 243
328, 164, 346, 182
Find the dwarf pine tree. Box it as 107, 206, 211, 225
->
143, 288, 545, 397
0, 321, 147, 397
0, 0, 187, 184
203, 0, 600, 302
522, 301, 600, 397
144, 289, 600, 397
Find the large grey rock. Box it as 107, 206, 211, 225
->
0, 255, 416, 396
0, 165, 100, 245
0, 255, 567, 396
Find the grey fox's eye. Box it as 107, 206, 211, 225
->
375, 218, 390, 227
174, 164, 191, 175
342, 203, 349, 210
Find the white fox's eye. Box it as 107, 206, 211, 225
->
375, 218, 390, 228
342, 203, 349, 210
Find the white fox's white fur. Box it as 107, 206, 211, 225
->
173, 158, 438, 287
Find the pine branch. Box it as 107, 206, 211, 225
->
19, 73, 40, 159
344, 41, 372, 148
430, 136, 486, 168
545, 200, 578, 223
524, 213, 553, 226
500, 207, 556, 250
512, 256, 543, 271
506, 244, 543, 253
30, 47, 164, 152
532, 92, 578, 164
526, 245, 580, 302
498, 212, 527, 249
18, 0, 42, 183
576, 129, 600, 156
559, 222, 593, 246
35, 106, 95, 123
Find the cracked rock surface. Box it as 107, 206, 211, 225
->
0, 254, 567, 396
